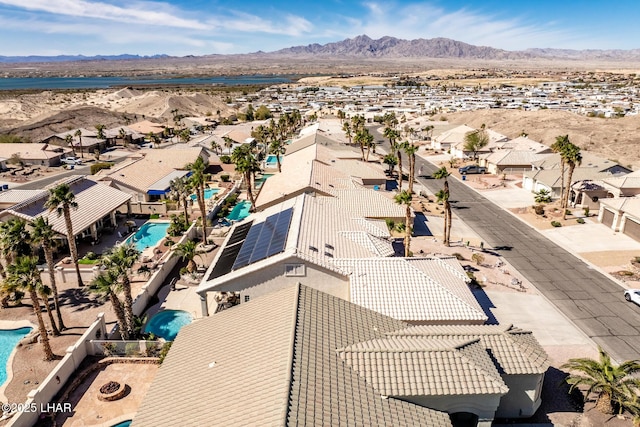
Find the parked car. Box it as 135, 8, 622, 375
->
624, 289, 640, 305
61, 157, 83, 166
458, 165, 486, 174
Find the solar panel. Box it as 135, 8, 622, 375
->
226, 221, 253, 246
231, 208, 294, 270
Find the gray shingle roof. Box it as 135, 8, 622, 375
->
133, 285, 452, 427
388, 324, 550, 375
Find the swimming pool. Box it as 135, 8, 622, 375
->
144, 310, 193, 341
254, 174, 274, 189
265, 155, 283, 166
124, 221, 170, 252
226, 200, 252, 222
190, 187, 219, 201
1, 327, 32, 386
110, 421, 132, 427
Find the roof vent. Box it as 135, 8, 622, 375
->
208, 361, 217, 368
325, 243, 334, 250
324, 252, 334, 258
309, 245, 318, 252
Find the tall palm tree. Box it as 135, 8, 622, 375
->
396, 141, 408, 191
64, 134, 73, 151
7, 256, 55, 360
95, 124, 106, 140
384, 127, 400, 146
118, 127, 127, 146
433, 166, 452, 246
232, 145, 261, 211
0, 218, 31, 264
562, 142, 582, 218
31, 217, 66, 331
169, 176, 192, 226
404, 143, 419, 195
45, 183, 83, 287
74, 129, 83, 158
551, 135, 570, 205
101, 242, 140, 340
342, 122, 352, 144
90, 270, 128, 340
394, 190, 412, 257
562, 347, 640, 415
187, 156, 210, 243
223, 136, 235, 155
210, 141, 221, 155
38, 284, 60, 336
269, 139, 286, 173
383, 154, 398, 177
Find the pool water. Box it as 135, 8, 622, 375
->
1, 327, 32, 386
265, 155, 283, 166
144, 310, 193, 341
226, 200, 252, 221
110, 421, 132, 427
254, 174, 274, 189
125, 221, 170, 252
190, 187, 219, 201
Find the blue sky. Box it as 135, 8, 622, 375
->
0, 0, 638, 56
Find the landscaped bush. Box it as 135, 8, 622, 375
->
565, 209, 572, 216
533, 204, 545, 215
220, 174, 230, 182
167, 213, 188, 236
576, 218, 585, 224
471, 253, 485, 266
149, 213, 160, 219
584, 207, 590, 217
534, 189, 552, 204
452, 252, 465, 261
85, 251, 98, 260
385, 218, 395, 231
551, 221, 562, 227
90, 162, 114, 175
220, 155, 231, 164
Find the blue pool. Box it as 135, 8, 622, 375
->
254, 174, 274, 189
144, 310, 193, 341
226, 200, 252, 221
190, 187, 219, 201
265, 155, 283, 166
1, 327, 32, 386
110, 421, 132, 427
125, 222, 170, 251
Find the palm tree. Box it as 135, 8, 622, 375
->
342, 122, 352, 144
38, 284, 60, 336
174, 240, 202, 273
95, 124, 106, 140
562, 142, 582, 218
384, 127, 400, 146
31, 217, 66, 331
232, 145, 261, 211
0, 218, 31, 264
187, 156, 210, 244
551, 135, 570, 204
396, 141, 408, 191
404, 143, 419, 195
169, 176, 192, 226
433, 166, 452, 246
210, 141, 221, 155
269, 139, 286, 173
118, 127, 127, 146
100, 243, 140, 340
74, 129, 83, 158
64, 134, 73, 151
7, 256, 55, 360
223, 136, 235, 154
562, 346, 640, 415
383, 154, 398, 177
45, 183, 83, 287
394, 190, 412, 257
90, 270, 128, 340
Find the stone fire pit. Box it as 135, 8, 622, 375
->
98, 381, 128, 401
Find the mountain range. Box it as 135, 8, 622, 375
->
3, 35, 640, 63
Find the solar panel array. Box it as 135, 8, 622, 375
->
232, 208, 293, 270
208, 221, 253, 279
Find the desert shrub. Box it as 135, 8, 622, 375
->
618, 270, 634, 276
565, 209, 572, 216
385, 218, 395, 231
452, 252, 465, 261
534, 189, 552, 203
220, 174, 230, 182
551, 221, 562, 227
220, 155, 231, 164
159, 342, 173, 363
149, 213, 160, 219
471, 253, 485, 266
576, 218, 585, 224
0, 134, 28, 144
584, 207, 590, 217
85, 251, 98, 260
533, 205, 545, 215
90, 162, 114, 175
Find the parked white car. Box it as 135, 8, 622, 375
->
624, 289, 640, 305
61, 156, 83, 166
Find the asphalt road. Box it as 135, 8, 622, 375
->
372, 126, 640, 362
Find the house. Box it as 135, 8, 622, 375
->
198, 194, 483, 325
134, 284, 548, 427
0, 143, 72, 167
482, 150, 550, 175
0, 175, 131, 245
431, 124, 476, 152
41, 128, 106, 155
598, 196, 640, 241
126, 120, 168, 137
450, 128, 509, 160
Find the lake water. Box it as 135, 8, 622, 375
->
0, 75, 291, 90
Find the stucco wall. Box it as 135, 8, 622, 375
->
496, 373, 544, 418
402, 393, 502, 426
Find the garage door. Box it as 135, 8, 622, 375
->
623, 218, 640, 242
601, 208, 615, 228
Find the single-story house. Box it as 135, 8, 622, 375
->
431, 124, 476, 152
481, 150, 550, 175
0, 143, 72, 167
599, 196, 640, 241
450, 128, 509, 160
133, 284, 548, 427
0, 175, 132, 244
42, 128, 106, 155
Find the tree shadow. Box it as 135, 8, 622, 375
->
412, 213, 433, 236
59, 288, 103, 311
492, 245, 513, 251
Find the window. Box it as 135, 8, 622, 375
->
285, 264, 306, 277
244, 295, 250, 303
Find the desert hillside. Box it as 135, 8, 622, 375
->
445, 109, 640, 169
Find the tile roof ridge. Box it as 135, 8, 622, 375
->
456, 341, 509, 393
282, 283, 301, 425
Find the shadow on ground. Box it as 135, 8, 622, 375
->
471, 287, 499, 325
413, 213, 433, 237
